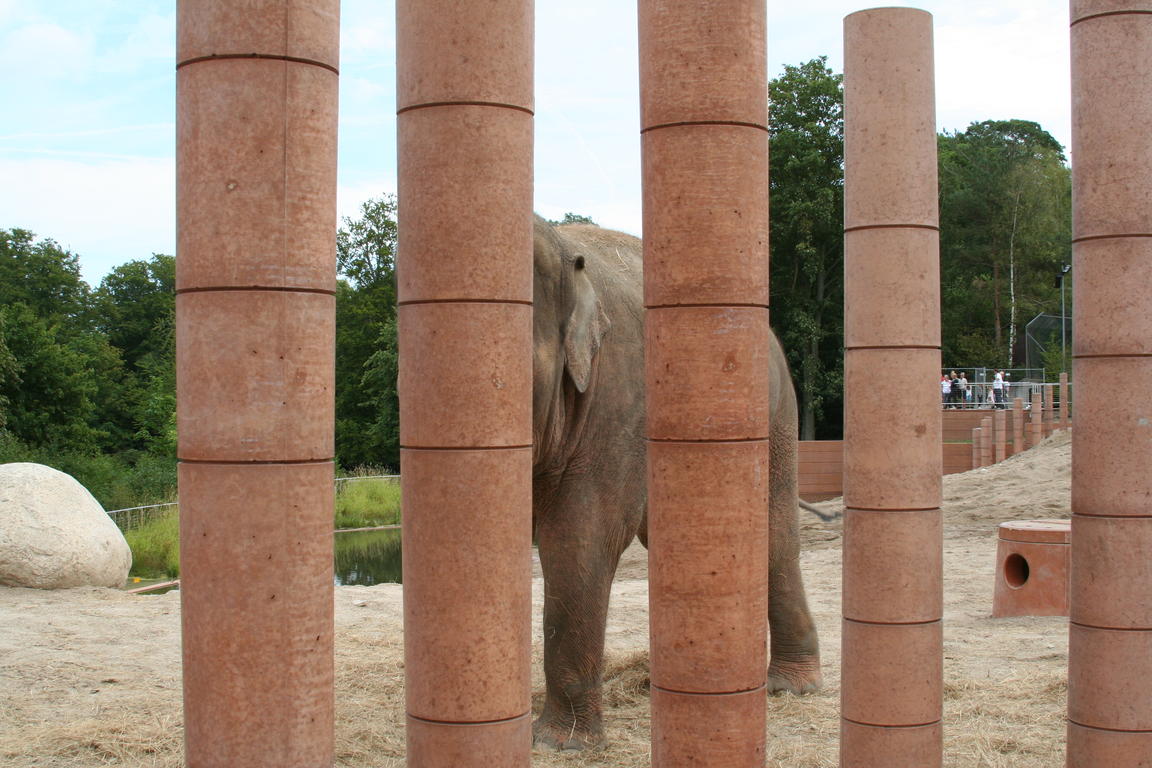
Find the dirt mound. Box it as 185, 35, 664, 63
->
0, 430, 1076, 767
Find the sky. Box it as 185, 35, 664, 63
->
0, 0, 1073, 286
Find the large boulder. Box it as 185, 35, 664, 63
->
0, 463, 132, 589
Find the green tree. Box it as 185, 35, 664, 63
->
86, 253, 177, 453
938, 120, 1071, 367
547, 212, 597, 226
769, 57, 845, 439
93, 254, 175, 370
0, 302, 104, 451
335, 194, 400, 470
0, 229, 91, 325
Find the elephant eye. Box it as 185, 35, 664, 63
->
574, 256, 585, 270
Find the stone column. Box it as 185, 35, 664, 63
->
396, 2, 534, 764
971, 428, 981, 470
176, 2, 338, 765
1068, 3, 1152, 764
994, 409, 1007, 463
1030, 392, 1044, 448
639, 1, 770, 763
841, 9, 942, 766
1013, 397, 1026, 456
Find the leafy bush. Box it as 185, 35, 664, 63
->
335, 477, 401, 529
0, 431, 177, 511
124, 512, 180, 578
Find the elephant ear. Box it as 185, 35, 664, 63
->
563, 278, 611, 394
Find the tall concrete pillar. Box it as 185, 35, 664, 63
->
1013, 397, 1026, 455
1068, 3, 1152, 764
639, 1, 770, 763
396, 1, 534, 764
841, 9, 942, 766
971, 428, 981, 470
175, 2, 338, 765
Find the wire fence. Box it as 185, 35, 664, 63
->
108, 474, 402, 532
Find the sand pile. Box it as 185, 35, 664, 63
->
0, 431, 1073, 767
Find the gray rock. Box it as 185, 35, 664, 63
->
0, 463, 132, 589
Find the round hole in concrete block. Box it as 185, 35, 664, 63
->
1004, 553, 1030, 589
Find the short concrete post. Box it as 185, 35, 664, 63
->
980, 416, 993, 468
639, 0, 771, 762
176, 2, 339, 764
397, 0, 534, 762
1059, 371, 1070, 430
1030, 392, 1044, 449
1043, 384, 1055, 438
994, 409, 1007, 463
841, 9, 943, 765
1013, 397, 1026, 456
1068, 3, 1152, 764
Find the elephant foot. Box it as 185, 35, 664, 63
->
767, 655, 823, 695
532, 714, 607, 752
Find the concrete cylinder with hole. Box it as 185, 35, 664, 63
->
842, 8, 943, 766
175, 1, 339, 765
639, 0, 770, 762
396, 1, 534, 764
992, 519, 1071, 618
1068, 2, 1152, 763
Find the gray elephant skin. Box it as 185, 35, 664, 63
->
530, 217, 821, 750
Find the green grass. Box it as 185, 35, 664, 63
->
335, 478, 402, 529
123, 513, 181, 579
118, 477, 403, 579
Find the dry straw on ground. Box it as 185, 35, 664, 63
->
0, 431, 1072, 767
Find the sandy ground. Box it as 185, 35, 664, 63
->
0, 431, 1073, 767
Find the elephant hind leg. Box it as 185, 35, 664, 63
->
767, 432, 822, 695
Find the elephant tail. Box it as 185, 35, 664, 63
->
799, 499, 841, 523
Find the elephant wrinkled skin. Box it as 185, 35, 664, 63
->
530, 218, 821, 750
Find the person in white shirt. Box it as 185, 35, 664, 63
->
992, 369, 1005, 409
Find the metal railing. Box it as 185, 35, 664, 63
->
941, 380, 1070, 410
108, 475, 402, 531
107, 502, 179, 531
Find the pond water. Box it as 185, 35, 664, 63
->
334, 527, 402, 586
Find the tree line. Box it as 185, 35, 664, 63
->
0, 57, 1073, 494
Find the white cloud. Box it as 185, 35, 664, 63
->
0, 156, 174, 285
0, 22, 93, 81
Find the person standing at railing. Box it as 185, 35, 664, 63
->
941, 373, 951, 407
948, 370, 963, 408
992, 369, 1005, 409
959, 371, 970, 408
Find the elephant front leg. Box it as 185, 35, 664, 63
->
532, 522, 617, 751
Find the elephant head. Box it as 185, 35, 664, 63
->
532, 217, 613, 465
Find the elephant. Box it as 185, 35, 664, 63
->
530, 216, 821, 750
